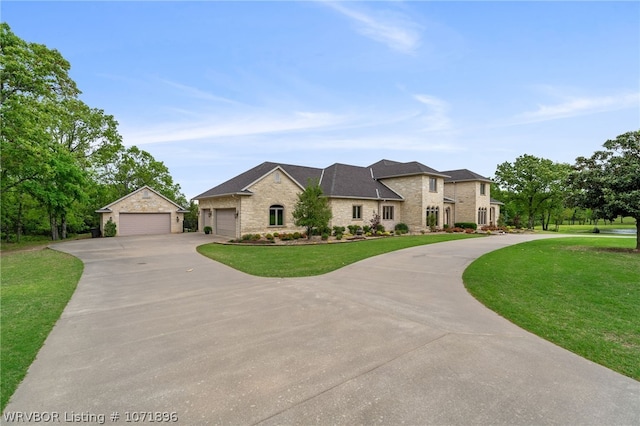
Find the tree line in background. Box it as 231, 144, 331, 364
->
1, 23, 198, 242
492, 130, 639, 249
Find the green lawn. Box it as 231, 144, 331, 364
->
197, 233, 480, 277
464, 237, 639, 380
0, 249, 83, 411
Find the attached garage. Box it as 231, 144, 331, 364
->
119, 213, 171, 236
96, 186, 188, 237
215, 209, 236, 237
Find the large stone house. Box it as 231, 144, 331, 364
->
193, 159, 501, 238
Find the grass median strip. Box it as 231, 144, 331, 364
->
1, 249, 83, 411
463, 237, 639, 380
197, 234, 479, 277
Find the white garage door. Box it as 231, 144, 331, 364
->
119, 213, 171, 236
215, 209, 236, 237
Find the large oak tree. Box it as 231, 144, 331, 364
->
568, 130, 640, 250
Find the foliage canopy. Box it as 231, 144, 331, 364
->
1, 23, 186, 242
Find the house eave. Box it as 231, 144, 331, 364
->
377, 172, 450, 180
327, 195, 404, 202
193, 191, 252, 201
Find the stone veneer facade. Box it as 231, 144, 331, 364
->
379, 175, 446, 230
444, 181, 496, 226
197, 165, 500, 238
99, 188, 184, 235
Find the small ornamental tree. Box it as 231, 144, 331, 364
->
370, 212, 381, 232
292, 179, 332, 239
568, 130, 640, 250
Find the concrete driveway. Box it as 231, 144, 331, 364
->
4, 233, 639, 425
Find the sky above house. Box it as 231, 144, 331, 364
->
4, 1, 639, 199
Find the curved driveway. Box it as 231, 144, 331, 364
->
5, 233, 639, 425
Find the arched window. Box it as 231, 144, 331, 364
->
478, 207, 487, 225
269, 205, 284, 226
426, 206, 439, 227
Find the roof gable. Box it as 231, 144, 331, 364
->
96, 186, 187, 212
193, 162, 323, 200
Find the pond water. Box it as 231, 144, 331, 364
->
596, 228, 637, 235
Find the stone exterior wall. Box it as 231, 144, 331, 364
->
444, 181, 494, 226
101, 189, 184, 234
240, 169, 305, 235
379, 175, 445, 232
328, 199, 381, 229
197, 195, 240, 235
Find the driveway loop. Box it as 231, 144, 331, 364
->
5, 233, 639, 425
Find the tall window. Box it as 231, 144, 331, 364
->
426, 206, 439, 227
352, 205, 362, 219
269, 205, 284, 226
429, 177, 437, 192
480, 183, 486, 195
382, 206, 394, 220
478, 207, 487, 225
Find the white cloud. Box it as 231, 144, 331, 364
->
322, 1, 422, 54
121, 110, 350, 145
516, 92, 640, 124
413, 94, 452, 131
157, 78, 241, 105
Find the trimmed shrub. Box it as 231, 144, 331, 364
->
394, 223, 409, 234
293, 231, 302, 239
455, 222, 477, 230
347, 225, 362, 235
321, 232, 329, 240
332, 226, 346, 236
104, 219, 117, 237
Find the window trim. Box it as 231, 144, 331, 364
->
478, 207, 487, 225
269, 204, 284, 227
352, 205, 362, 220
382, 205, 394, 220
429, 177, 438, 193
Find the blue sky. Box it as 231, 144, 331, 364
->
4, 1, 639, 199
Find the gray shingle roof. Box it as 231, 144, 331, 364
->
193, 162, 323, 199
321, 163, 403, 200
195, 160, 491, 201
441, 169, 492, 183
369, 159, 450, 179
